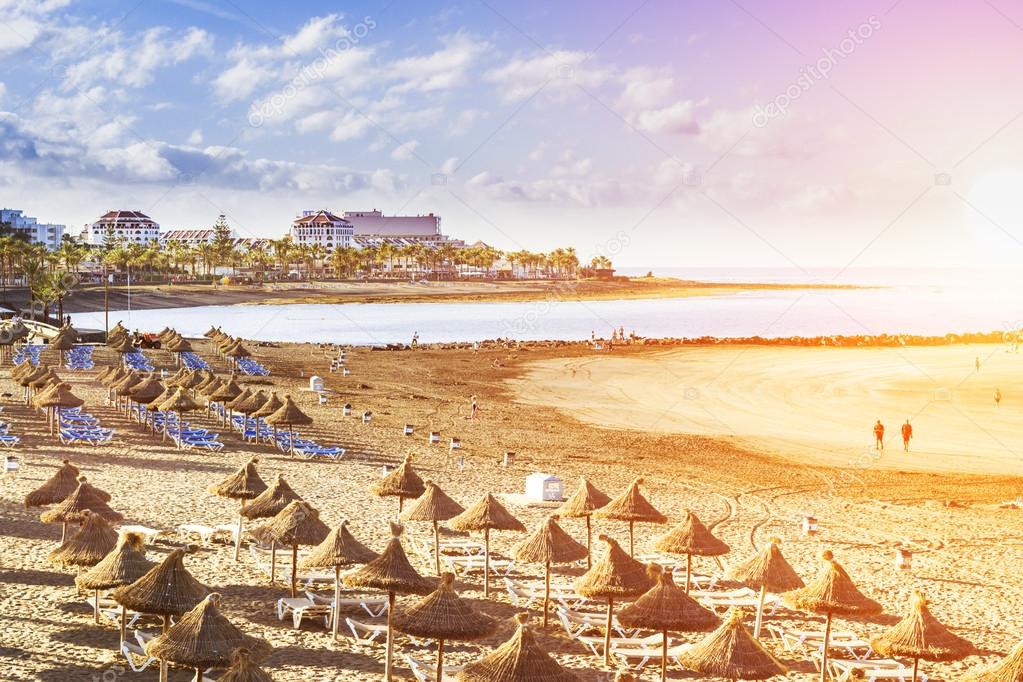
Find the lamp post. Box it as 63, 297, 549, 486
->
103, 264, 109, 342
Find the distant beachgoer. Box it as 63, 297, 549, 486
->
995, 388, 1002, 406
976, 355, 981, 371
472, 341, 480, 355
901, 420, 913, 452
411, 332, 419, 349
591, 330, 595, 343
469, 395, 479, 419
874, 420, 885, 451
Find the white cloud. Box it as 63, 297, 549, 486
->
187, 129, 203, 145
62, 27, 212, 89
528, 142, 545, 161
439, 156, 459, 175
213, 58, 275, 102
631, 100, 704, 135
618, 68, 675, 110
0, 0, 71, 57
447, 108, 483, 136
386, 32, 487, 94
390, 140, 420, 161
485, 50, 612, 103
0, 82, 6, 101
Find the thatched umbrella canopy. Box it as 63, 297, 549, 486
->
110, 372, 141, 402
783, 550, 882, 682
343, 522, 434, 682
261, 501, 329, 597
145, 593, 271, 682
872, 591, 975, 682
249, 392, 282, 444
158, 387, 203, 449
594, 478, 666, 557
94, 365, 115, 382
209, 457, 268, 561
34, 382, 84, 434
300, 520, 378, 638
49, 331, 75, 364
24, 459, 80, 508
241, 475, 301, 583
726, 537, 804, 638
450, 493, 526, 598
965, 640, 1023, 681
458, 612, 579, 682
175, 369, 206, 391
77, 531, 154, 631
574, 534, 653, 666
557, 477, 611, 569
41, 476, 122, 542
263, 394, 312, 457
401, 479, 464, 576
653, 510, 729, 594
679, 609, 788, 681
127, 376, 166, 417
203, 326, 220, 338
619, 565, 719, 682
374, 454, 426, 516
223, 387, 253, 433
195, 372, 220, 393
110, 336, 135, 358
99, 366, 128, 388
209, 378, 243, 425
49, 510, 117, 569
225, 341, 251, 359
394, 572, 498, 682
112, 545, 209, 682
512, 515, 587, 628
166, 337, 193, 355
218, 648, 273, 682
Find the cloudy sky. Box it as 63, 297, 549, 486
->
2, 0, 1023, 270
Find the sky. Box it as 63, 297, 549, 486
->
2, 0, 1023, 270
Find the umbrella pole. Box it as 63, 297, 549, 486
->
120, 605, 127, 644
543, 561, 551, 628
661, 629, 668, 682
754, 584, 767, 639
289, 425, 294, 457
604, 597, 614, 667
159, 615, 170, 682
586, 515, 592, 569
629, 521, 634, 557
93, 588, 100, 623
333, 567, 341, 639
912, 657, 919, 682
685, 553, 692, 594
820, 612, 832, 682
484, 528, 490, 598
291, 542, 298, 598
194, 668, 202, 682
234, 500, 245, 562
436, 638, 445, 682
433, 520, 441, 576
60, 521, 67, 544
385, 591, 395, 682
270, 540, 277, 585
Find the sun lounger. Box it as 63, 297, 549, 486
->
692, 586, 778, 614
576, 632, 663, 659
556, 605, 634, 640
0, 434, 20, 448
306, 591, 389, 618
403, 653, 463, 682
504, 578, 587, 610
610, 640, 693, 671
120, 630, 156, 672
769, 625, 872, 662
116, 525, 163, 544
442, 554, 514, 576
277, 597, 332, 629
347, 618, 431, 647
817, 654, 927, 681
178, 523, 237, 546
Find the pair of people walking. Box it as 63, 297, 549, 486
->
874, 419, 913, 452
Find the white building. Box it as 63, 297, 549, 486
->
161, 228, 237, 247
290, 210, 354, 250
343, 209, 440, 237
0, 208, 65, 250
82, 210, 160, 245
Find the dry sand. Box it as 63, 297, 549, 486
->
1, 339, 1022, 681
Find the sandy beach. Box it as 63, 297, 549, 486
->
2, 338, 1022, 681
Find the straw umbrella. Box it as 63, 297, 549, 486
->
783, 550, 882, 682
261, 500, 329, 597
49, 509, 117, 572
574, 534, 653, 666
965, 639, 1023, 681
618, 565, 720, 682
871, 591, 974, 682
49, 330, 75, 367
165, 337, 193, 366
112, 546, 209, 682
250, 392, 282, 444
242, 475, 302, 583
394, 572, 498, 682
263, 394, 312, 457
225, 387, 253, 432
594, 478, 666, 557
726, 537, 804, 638
158, 386, 202, 449
209, 378, 242, 426
34, 382, 84, 435
145, 593, 270, 682
203, 326, 220, 338
679, 609, 788, 681
219, 647, 273, 682
41, 476, 122, 542
343, 522, 434, 682
375, 453, 427, 516
209, 457, 268, 561
126, 376, 165, 421
401, 479, 464, 575
77, 530, 154, 632
299, 520, 378, 639
512, 515, 587, 628
24, 459, 80, 508
557, 477, 611, 569
458, 612, 579, 682
233, 390, 267, 439
653, 510, 730, 594
449, 493, 526, 598
144, 383, 177, 434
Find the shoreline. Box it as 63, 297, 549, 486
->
52, 276, 860, 313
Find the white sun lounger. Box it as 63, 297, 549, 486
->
610, 641, 693, 671
120, 630, 156, 672
576, 632, 664, 659
819, 654, 928, 682
504, 577, 587, 610
86, 594, 142, 628
556, 605, 634, 640
116, 524, 164, 544
403, 653, 463, 682
276, 597, 331, 629
306, 590, 389, 618
770, 625, 872, 662
346, 618, 432, 647
177, 523, 237, 546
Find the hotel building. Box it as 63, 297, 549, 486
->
81, 210, 160, 245
289, 210, 354, 250
0, 208, 65, 249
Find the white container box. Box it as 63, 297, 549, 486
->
525, 473, 563, 502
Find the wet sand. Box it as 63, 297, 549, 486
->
1, 340, 1021, 680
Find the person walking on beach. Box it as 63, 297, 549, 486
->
874, 419, 885, 451
411, 332, 419, 350
469, 395, 479, 419
995, 388, 1002, 406
976, 355, 981, 371
901, 420, 913, 452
